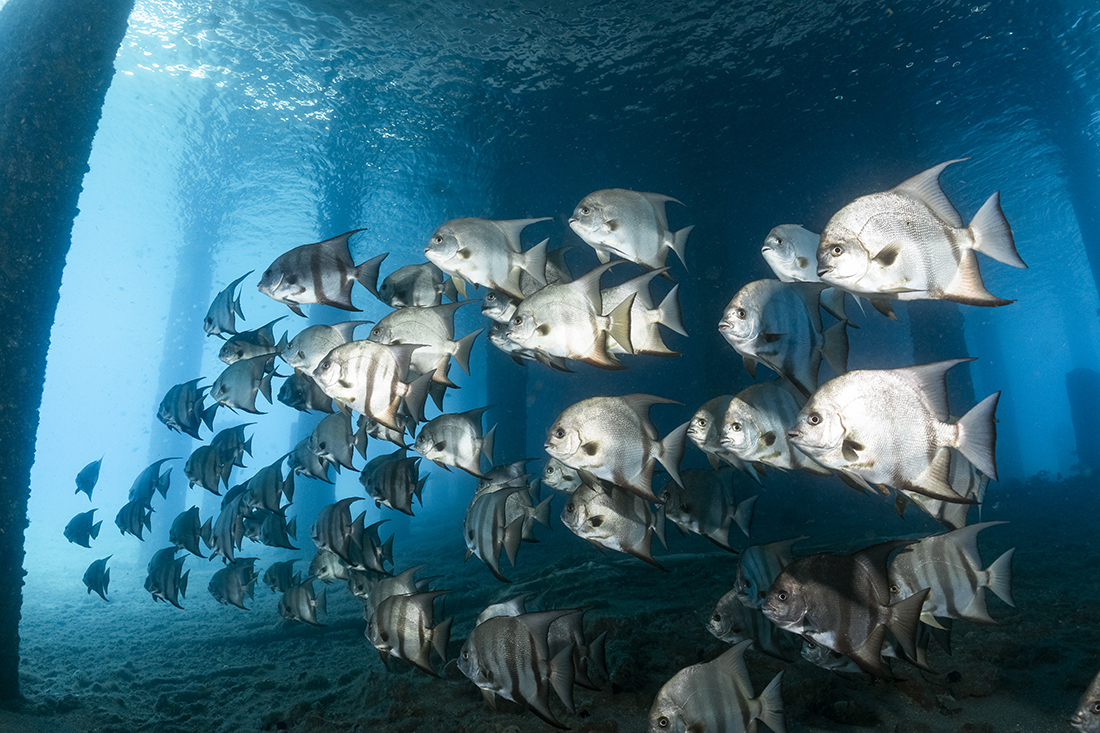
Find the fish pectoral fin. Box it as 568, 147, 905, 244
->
871, 241, 903, 267
841, 438, 864, 462
761, 332, 784, 343
605, 219, 620, 233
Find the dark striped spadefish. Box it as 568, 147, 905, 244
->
311, 339, 431, 430
762, 540, 929, 678
648, 639, 787, 733
889, 521, 1015, 625
367, 590, 451, 677
464, 484, 528, 582
257, 229, 387, 317
707, 588, 801, 663
458, 610, 577, 729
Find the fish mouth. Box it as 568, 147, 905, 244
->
816, 267, 831, 278
717, 320, 731, 333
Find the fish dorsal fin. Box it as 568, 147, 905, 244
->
493, 217, 552, 253
385, 342, 426, 380
570, 261, 617, 314
639, 192, 682, 231
311, 228, 366, 267
426, 301, 471, 337
892, 159, 967, 227
945, 520, 1009, 567
894, 358, 973, 423
516, 609, 578, 661
620, 393, 681, 423
713, 639, 755, 698
331, 320, 373, 343
853, 539, 917, 604
789, 281, 827, 334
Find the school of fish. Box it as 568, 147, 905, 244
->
62, 166, 1076, 730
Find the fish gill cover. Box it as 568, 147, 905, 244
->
12, 1, 1100, 732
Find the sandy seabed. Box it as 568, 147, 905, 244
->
3, 472, 1096, 733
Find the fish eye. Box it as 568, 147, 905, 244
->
735, 308, 746, 320
512, 316, 523, 326
580, 206, 591, 216
807, 413, 821, 426
831, 245, 844, 257
372, 327, 381, 336
553, 428, 565, 439
776, 591, 788, 602
462, 651, 468, 660
731, 423, 742, 432
696, 417, 707, 427
565, 503, 574, 513
657, 717, 670, 729
712, 613, 721, 623
285, 275, 299, 285
1093, 702, 1100, 714
890, 584, 899, 594
432, 235, 443, 245
486, 293, 496, 301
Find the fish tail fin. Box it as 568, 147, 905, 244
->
887, 587, 930, 665
733, 494, 758, 538
667, 224, 693, 269
91, 521, 102, 540
607, 292, 635, 355
655, 284, 688, 336
317, 588, 327, 617
403, 371, 433, 425
954, 391, 1000, 480
432, 616, 452, 664
821, 320, 849, 375
756, 671, 787, 733
969, 191, 1026, 268
522, 237, 549, 285
984, 547, 1016, 608
656, 420, 689, 487
548, 643, 577, 714
179, 570, 190, 599
286, 516, 298, 541
442, 276, 459, 303
200, 517, 212, 547
355, 252, 389, 298
482, 423, 496, 465
452, 329, 481, 375
532, 496, 552, 529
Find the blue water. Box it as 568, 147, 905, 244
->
16, 1, 1100, 731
